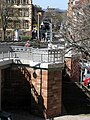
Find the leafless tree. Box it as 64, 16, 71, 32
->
61, 2, 90, 59
1, 0, 9, 40
0, 0, 17, 41
45, 8, 67, 32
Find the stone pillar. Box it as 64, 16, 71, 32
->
30, 63, 63, 119
46, 63, 63, 118
71, 56, 80, 82
0, 69, 1, 110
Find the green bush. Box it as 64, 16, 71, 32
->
21, 36, 32, 41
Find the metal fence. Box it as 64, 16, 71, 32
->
0, 46, 64, 63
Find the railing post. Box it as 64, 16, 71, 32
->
53, 51, 55, 63
2, 52, 4, 60
48, 50, 49, 63
41, 54, 42, 62
15, 53, 16, 58
8, 51, 10, 59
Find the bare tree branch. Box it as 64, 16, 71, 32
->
61, 2, 90, 58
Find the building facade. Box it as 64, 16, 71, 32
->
0, 0, 32, 40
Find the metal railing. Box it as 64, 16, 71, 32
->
0, 46, 64, 63
0, 52, 11, 60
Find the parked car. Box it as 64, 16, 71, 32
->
0, 111, 13, 120
83, 68, 90, 87
84, 77, 90, 87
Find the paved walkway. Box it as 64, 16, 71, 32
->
10, 110, 90, 120
55, 115, 90, 120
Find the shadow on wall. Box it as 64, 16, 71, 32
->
62, 81, 90, 115
20, 67, 46, 118
1, 66, 46, 118
62, 60, 90, 115
62, 61, 71, 82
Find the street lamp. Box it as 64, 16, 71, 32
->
37, 12, 42, 40
50, 18, 52, 43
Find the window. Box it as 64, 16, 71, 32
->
25, 0, 28, 4
17, 0, 23, 5
18, 9, 23, 17
7, 0, 14, 4
20, 0, 23, 4
24, 9, 29, 17
9, 8, 13, 17
23, 0, 28, 4
23, 20, 29, 29
13, 9, 18, 17
87, 70, 90, 74
13, 0, 17, 4
14, 20, 21, 29
7, 0, 11, 4
7, 20, 14, 29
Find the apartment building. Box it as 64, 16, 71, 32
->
0, 0, 32, 40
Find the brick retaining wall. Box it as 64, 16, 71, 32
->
2, 63, 63, 119
65, 56, 80, 82
26, 64, 62, 118
71, 56, 80, 82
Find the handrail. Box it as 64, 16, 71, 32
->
0, 47, 64, 63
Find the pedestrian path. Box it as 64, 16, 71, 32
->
10, 111, 90, 120
8, 109, 90, 120
54, 114, 90, 120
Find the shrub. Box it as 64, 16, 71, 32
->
21, 36, 32, 41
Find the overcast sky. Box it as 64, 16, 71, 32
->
32, 0, 68, 10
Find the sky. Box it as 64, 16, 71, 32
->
32, 0, 68, 10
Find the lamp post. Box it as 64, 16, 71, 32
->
50, 18, 52, 43
37, 12, 41, 40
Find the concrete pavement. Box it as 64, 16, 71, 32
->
55, 114, 90, 120
9, 110, 90, 120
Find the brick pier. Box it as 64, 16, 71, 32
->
1, 63, 63, 119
